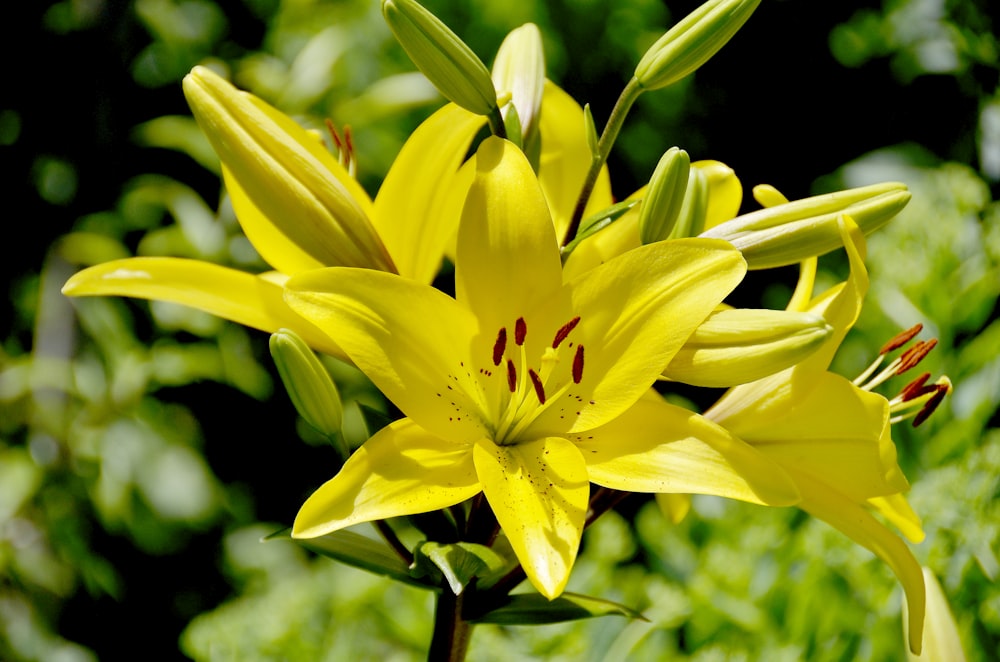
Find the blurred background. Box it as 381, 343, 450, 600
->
2, 0, 998, 660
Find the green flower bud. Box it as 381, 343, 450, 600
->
635, 0, 761, 91
701, 183, 911, 269
270, 328, 347, 459
639, 147, 690, 244
492, 23, 545, 144
669, 167, 709, 239
664, 308, 833, 387
383, 0, 497, 116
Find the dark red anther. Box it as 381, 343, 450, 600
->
880, 323, 924, 355
896, 339, 938, 374
515, 317, 527, 345
528, 369, 546, 404
912, 384, 948, 427
898, 372, 934, 402
492, 327, 507, 366
572, 345, 585, 384
552, 316, 581, 348
506, 359, 517, 392
325, 119, 343, 150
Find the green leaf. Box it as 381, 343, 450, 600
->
411, 541, 507, 594
266, 528, 436, 590
561, 198, 640, 261
467, 591, 647, 625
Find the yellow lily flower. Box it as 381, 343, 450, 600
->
705, 217, 929, 654
62, 66, 486, 358
284, 137, 801, 598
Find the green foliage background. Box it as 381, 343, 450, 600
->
2, 0, 997, 660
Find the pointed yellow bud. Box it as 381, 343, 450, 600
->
182, 66, 395, 272
639, 147, 690, 244
701, 183, 910, 269
382, 0, 498, 117
269, 329, 348, 460
492, 23, 545, 145
904, 568, 966, 661
635, 0, 761, 91
663, 308, 832, 387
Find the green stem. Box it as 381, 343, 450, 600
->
486, 105, 508, 140
564, 76, 644, 246
428, 590, 473, 662
375, 520, 413, 565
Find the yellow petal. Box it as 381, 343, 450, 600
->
578, 391, 799, 506
870, 493, 925, 544
285, 268, 486, 443
715, 371, 908, 500
796, 478, 925, 655
372, 103, 485, 283
696, 160, 742, 230
292, 418, 480, 538
906, 568, 966, 662
61, 257, 343, 358
473, 437, 589, 599
555, 238, 745, 432
655, 493, 692, 524
456, 137, 563, 333
537, 82, 613, 243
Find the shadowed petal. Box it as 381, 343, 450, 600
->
292, 418, 480, 538
61, 257, 343, 357
473, 437, 589, 599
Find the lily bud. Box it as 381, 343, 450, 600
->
635, 0, 761, 91
493, 23, 545, 145
382, 0, 498, 116
270, 329, 348, 460
639, 147, 690, 244
664, 308, 832, 387
700, 183, 910, 269
182, 66, 395, 273
669, 167, 709, 239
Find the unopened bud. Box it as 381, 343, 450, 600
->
701, 183, 910, 269
669, 167, 708, 239
270, 328, 347, 459
493, 23, 545, 144
664, 308, 832, 387
635, 0, 761, 91
383, 0, 498, 116
639, 147, 690, 244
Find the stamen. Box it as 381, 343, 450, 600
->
572, 345, 585, 384
492, 327, 507, 366
912, 384, 948, 427
898, 372, 932, 402
552, 316, 581, 348
880, 323, 923, 355
515, 317, 527, 345
528, 369, 546, 404
896, 339, 937, 374
506, 359, 517, 393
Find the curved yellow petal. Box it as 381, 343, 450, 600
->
870, 493, 925, 544
537, 81, 613, 243
473, 436, 589, 599
285, 268, 486, 443
372, 103, 486, 283
292, 418, 480, 538
456, 137, 563, 333
906, 568, 966, 661
578, 392, 799, 506
714, 371, 908, 500
796, 478, 926, 655
696, 160, 742, 231
61, 257, 343, 358
553, 238, 746, 432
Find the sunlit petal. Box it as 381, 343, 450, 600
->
870, 493, 925, 544
61, 257, 343, 357
373, 103, 485, 283
292, 418, 480, 538
473, 437, 589, 599
456, 137, 563, 333
578, 392, 799, 506
285, 267, 487, 443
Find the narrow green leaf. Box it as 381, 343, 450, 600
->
467, 591, 647, 625
561, 198, 640, 261
266, 528, 436, 590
